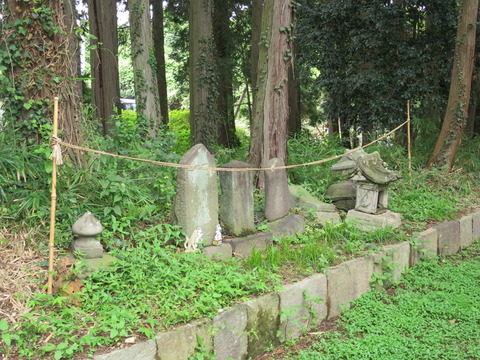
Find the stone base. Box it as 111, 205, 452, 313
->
346, 210, 401, 231
267, 214, 306, 239
225, 232, 273, 258
72, 237, 104, 259
76, 254, 117, 279
314, 211, 341, 227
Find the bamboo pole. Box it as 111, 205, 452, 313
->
47, 97, 59, 295
407, 100, 412, 185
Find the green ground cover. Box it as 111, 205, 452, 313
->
1, 112, 479, 359
273, 241, 480, 360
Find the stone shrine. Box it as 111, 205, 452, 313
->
331, 149, 402, 230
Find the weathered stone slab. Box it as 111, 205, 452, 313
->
267, 214, 306, 239
384, 242, 410, 282
174, 144, 219, 245
289, 185, 337, 212
473, 211, 480, 241
94, 340, 156, 360
213, 305, 248, 360
156, 319, 213, 360
371, 242, 410, 290
327, 257, 373, 319
346, 209, 401, 231
227, 232, 273, 258
410, 227, 438, 266
265, 158, 290, 221
244, 293, 280, 358
202, 243, 232, 260
219, 161, 255, 236
459, 215, 473, 249
325, 181, 356, 203
277, 274, 327, 341
436, 220, 461, 256
314, 211, 341, 227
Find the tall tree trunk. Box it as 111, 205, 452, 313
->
427, 0, 479, 169
88, 0, 120, 137
250, 0, 263, 133
249, 0, 294, 170
213, 0, 238, 148
151, 0, 169, 127
288, 39, 301, 136
129, 0, 161, 137
2, 0, 84, 161
189, 0, 217, 148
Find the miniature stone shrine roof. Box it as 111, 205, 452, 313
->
331, 149, 401, 185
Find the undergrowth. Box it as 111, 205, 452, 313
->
286, 241, 480, 360
0, 111, 479, 359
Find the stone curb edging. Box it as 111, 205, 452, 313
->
90, 210, 480, 360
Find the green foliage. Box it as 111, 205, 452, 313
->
289, 241, 480, 359
296, 0, 458, 132
287, 133, 346, 199
0, 237, 278, 359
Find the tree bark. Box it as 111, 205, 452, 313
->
151, 0, 170, 127
88, 0, 120, 137
189, 0, 217, 148
249, 0, 294, 170
213, 0, 238, 148
427, 0, 479, 169
129, 0, 161, 137
2, 0, 84, 160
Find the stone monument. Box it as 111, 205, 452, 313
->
72, 212, 104, 259
264, 158, 290, 221
174, 144, 219, 246
219, 160, 255, 236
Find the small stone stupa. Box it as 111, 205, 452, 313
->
72, 212, 104, 259
331, 149, 402, 230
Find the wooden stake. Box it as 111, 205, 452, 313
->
407, 100, 412, 186
47, 97, 59, 295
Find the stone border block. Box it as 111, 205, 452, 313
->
459, 215, 473, 249
156, 319, 213, 360
327, 256, 373, 319
227, 232, 273, 258
472, 211, 480, 241
213, 305, 248, 360
245, 293, 280, 358
383, 242, 410, 282
94, 340, 156, 360
436, 220, 461, 255
277, 274, 327, 341
410, 227, 438, 266
202, 243, 232, 260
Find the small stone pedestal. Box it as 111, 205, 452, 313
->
72, 212, 104, 259
347, 209, 402, 231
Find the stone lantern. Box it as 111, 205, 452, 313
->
331, 149, 402, 230
72, 212, 104, 259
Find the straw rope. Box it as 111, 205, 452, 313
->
52, 120, 408, 172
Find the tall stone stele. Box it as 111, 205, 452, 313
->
264, 158, 290, 221
174, 144, 219, 246
219, 160, 255, 236
72, 212, 104, 259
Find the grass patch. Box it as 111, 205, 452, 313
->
284, 241, 480, 360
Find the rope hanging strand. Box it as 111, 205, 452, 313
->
50, 135, 63, 166
51, 120, 409, 172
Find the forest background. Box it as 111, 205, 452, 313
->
0, 1, 480, 358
